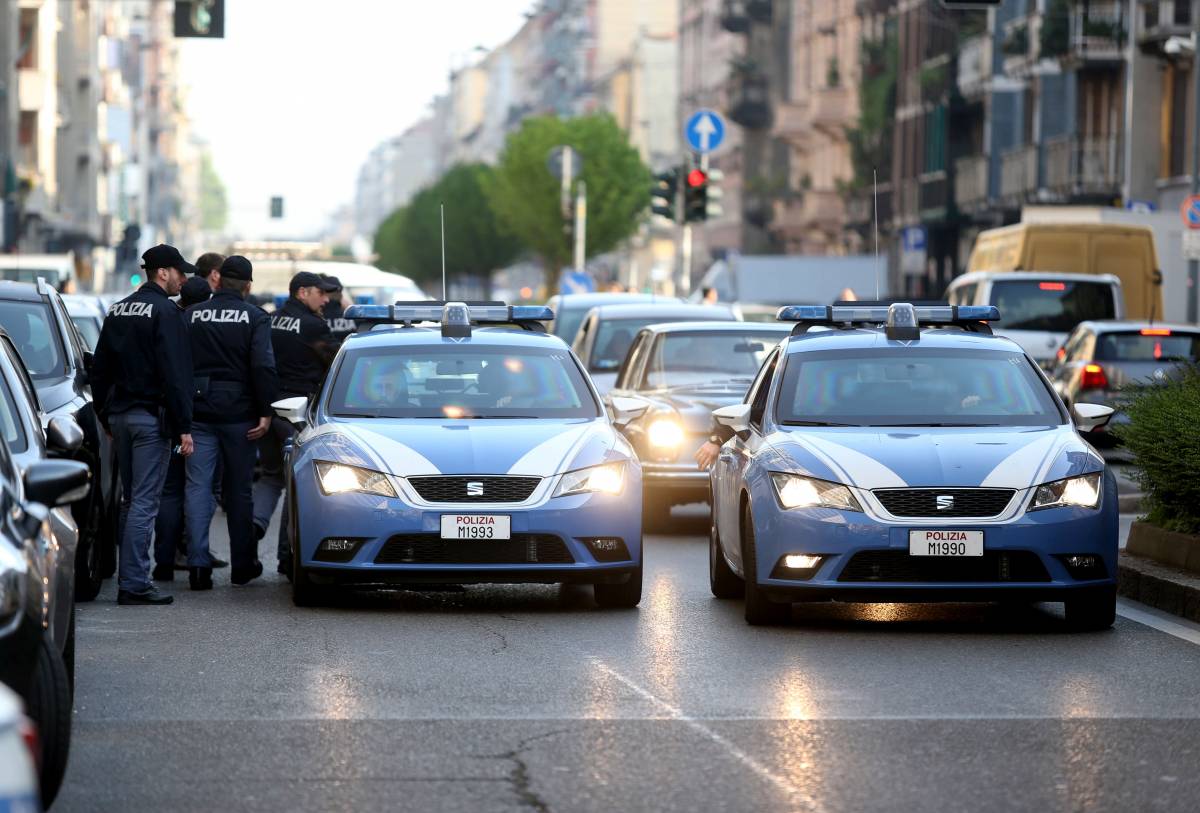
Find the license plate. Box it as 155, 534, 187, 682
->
908, 530, 983, 557
440, 515, 511, 540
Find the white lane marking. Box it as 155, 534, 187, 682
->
799, 434, 907, 489
1117, 599, 1200, 647
590, 658, 819, 810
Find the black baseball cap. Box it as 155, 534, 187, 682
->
219, 255, 253, 281
320, 274, 343, 292
289, 271, 339, 296
141, 244, 197, 275
179, 276, 212, 308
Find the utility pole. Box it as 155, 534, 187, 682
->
574, 180, 587, 274
1190, 3, 1200, 323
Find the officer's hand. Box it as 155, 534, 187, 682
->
694, 441, 721, 471
247, 416, 271, 441
179, 434, 194, 457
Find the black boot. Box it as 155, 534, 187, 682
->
231, 560, 264, 586
189, 567, 213, 591
152, 563, 175, 582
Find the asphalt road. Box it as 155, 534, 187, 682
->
58, 506, 1200, 813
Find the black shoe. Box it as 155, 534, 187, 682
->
231, 560, 264, 586
152, 563, 175, 582
210, 555, 229, 569
189, 567, 213, 591
118, 588, 174, 606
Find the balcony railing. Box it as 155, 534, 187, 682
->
772, 101, 809, 140
801, 189, 846, 229
1044, 134, 1123, 195
1000, 145, 1038, 198
918, 171, 949, 219
810, 87, 852, 133
954, 155, 989, 208
846, 182, 893, 229
727, 72, 772, 130
957, 36, 992, 99
1069, 0, 1126, 61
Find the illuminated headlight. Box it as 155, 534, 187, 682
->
554, 462, 626, 498
1030, 473, 1101, 510
647, 418, 685, 449
770, 473, 862, 511
314, 461, 396, 497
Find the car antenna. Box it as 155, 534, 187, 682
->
873, 167, 880, 301
440, 202, 447, 301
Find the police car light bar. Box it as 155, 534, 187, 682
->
776, 304, 999, 324
343, 301, 555, 338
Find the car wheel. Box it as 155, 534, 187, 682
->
709, 518, 742, 599
594, 560, 643, 608
1064, 587, 1116, 631
741, 502, 789, 626
74, 501, 106, 602
28, 631, 72, 807
62, 605, 76, 691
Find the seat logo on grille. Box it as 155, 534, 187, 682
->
935, 495, 954, 511
466, 481, 484, 497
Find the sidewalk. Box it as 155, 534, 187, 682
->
1118, 516, 1200, 624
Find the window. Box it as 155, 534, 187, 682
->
0, 301, 66, 379
640, 330, 783, 392
0, 369, 29, 454
614, 333, 648, 390
1095, 331, 1200, 362
747, 350, 780, 430
590, 316, 723, 372
989, 280, 1116, 332
71, 316, 101, 352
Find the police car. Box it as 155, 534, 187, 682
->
273, 302, 643, 607
708, 303, 1120, 629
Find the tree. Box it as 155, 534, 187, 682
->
486, 114, 651, 289
198, 151, 228, 232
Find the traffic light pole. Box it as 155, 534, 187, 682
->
679, 224, 693, 297
574, 180, 587, 274
1190, 7, 1200, 323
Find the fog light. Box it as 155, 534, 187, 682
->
784, 554, 823, 570
1057, 553, 1107, 580
584, 537, 631, 563
314, 537, 365, 563
1065, 555, 1097, 569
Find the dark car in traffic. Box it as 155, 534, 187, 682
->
0, 280, 118, 600
544, 292, 679, 344
604, 321, 789, 528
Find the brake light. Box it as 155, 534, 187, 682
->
1080, 363, 1108, 390
1140, 328, 1171, 336
1039, 282, 1067, 291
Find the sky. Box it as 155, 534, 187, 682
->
178, 0, 534, 241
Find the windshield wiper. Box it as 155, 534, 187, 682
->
663, 376, 756, 392
781, 420, 862, 427
872, 422, 1002, 427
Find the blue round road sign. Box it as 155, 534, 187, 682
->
1182, 195, 1200, 229
685, 110, 726, 154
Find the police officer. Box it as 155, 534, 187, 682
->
253, 271, 338, 576
184, 256, 279, 589
321, 275, 356, 346
91, 244, 195, 606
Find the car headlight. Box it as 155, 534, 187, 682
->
770, 473, 862, 511
1030, 472, 1101, 510
554, 462, 626, 498
647, 417, 685, 450
314, 461, 397, 497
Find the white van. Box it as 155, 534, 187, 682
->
945, 271, 1124, 364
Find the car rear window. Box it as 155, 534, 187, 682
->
990, 280, 1116, 332
641, 330, 783, 391
0, 301, 65, 379
1095, 331, 1200, 362
591, 315, 729, 372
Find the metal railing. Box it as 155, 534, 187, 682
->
1044, 134, 1123, 193
954, 155, 989, 207
1000, 145, 1038, 198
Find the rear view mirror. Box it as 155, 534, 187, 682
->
733, 341, 765, 354
273, 396, 309, 428
24, 459, 91, 508
436, 360, 484, 375
713, 404, 751, 434
1073, 402, 1114, 432
610, 396, 649, 427
46, 415, 84, 454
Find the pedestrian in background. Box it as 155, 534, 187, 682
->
321, 275, 355, 346
702, 287, 719, 306
184, 256, 279, 589
91, 245, 195, 606
195, 252, 225, 292
253, 271, 338, 577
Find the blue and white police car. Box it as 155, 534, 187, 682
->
274, 302, 644, 607
708, 303, 1120, 629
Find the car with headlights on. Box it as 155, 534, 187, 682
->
604, 321, 789, 529
273, 302, 643, 608
708, 303, 1120, 629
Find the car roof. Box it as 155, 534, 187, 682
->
0, 281, 46, 303
950, 271, 1121, 285
784, 327, 1025, 355
585, 303, 735, 320
635, 320, 790, 336
342, 325, 569, 351
1074, 320, 1200, 334
551, 293, 675, 309
60, 294, 105, 316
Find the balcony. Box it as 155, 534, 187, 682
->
727, 72, 772, 130
772, 100, 810, 140
1000, 145, 1038, 200
1001, 18, 1040, 79
1044, 134, 1123, 196
954, 155, 989, 209
720, 0, 751, 33
1067, 0, 1126, 63
810, 87, 852, 134
773, 190, 845, 235
957, 36, 992, 99
918, 171, 950, 221
17, 69, 44, 111
1139, 1, 1193, 48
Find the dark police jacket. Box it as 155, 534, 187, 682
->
185, 290, 280, 424
270, 297, 335, 397
323, 300, 355, 346
91, 282, 193, 437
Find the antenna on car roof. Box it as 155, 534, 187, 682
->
440, 202, 447, 301
873, 168, 880, 302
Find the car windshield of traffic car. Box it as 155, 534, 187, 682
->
1094, 330, 1200, 363
0, 301, 65, 380
990, 280, 1116, 332
592, 316, 713, 372
70, 315, 101, 351
0, 371, 28, 454
328, 343, 599, 420
553, 307, 588, 343
640, 330, 781, 392
776, 348, 1063, 427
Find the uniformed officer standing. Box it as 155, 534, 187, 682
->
252, 271, 338, 576
184, 256, 279, 589
321, 275, 356, 347
90, 244, 195, 606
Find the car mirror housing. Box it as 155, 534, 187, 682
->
713, 403, 751, 434
610, 396, 649, 427
46, 415, 84, 455
1073, 402, 1114, 432
273, 396, 309, 428
24, 459, 91, 508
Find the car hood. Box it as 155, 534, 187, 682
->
641, 390, 747, 433
304, 417, 626, 477
764, 424, 1103, 490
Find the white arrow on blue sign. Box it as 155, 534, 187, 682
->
685, 110, 726, 154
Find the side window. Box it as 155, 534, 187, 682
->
571, 316, 591, 356
1062, 330, 1089, 363
746, 349, 780, 430
0, 339, 40, 421
615, 332, 647, 390
49, 293, 83, 369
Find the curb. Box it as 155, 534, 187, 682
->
1117, 552, 1200, 624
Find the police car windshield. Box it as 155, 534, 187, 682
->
0, 301, 65, 380
328, 344, 600, 420
776, 348, 1063, 428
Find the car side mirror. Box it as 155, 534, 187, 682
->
273, 396, 309, 429
610, 396, 649, 428
24, 459, 91, 508
713, 403, 752, 435
1073, 402, 1114, 432
82, 350, 94, 371
46, 415, 84, 454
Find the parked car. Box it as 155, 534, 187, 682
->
60, 294, 107, 352
0, 683, 40, 813
0, 280, 118, 600
945, 271, 1124, 365
604, 321, 790, 529
571, 303, 737, 393
544, 293, 679, 344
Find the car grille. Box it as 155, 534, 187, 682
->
407, 476, 541, 504
374, 534, 575, 565
872, 488, 1015, 518
837, 550, 1050, 583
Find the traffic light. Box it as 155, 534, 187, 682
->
705, 169, 724, 220
270, 196, 284, 219
174, 0, 225, 38
684, 167, 708, 223
650, 168, 679, 222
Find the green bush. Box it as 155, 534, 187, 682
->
1114, 363, 1200, 534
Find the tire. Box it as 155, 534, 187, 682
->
28, 631, 72, 807
62, 606, 76, 692
741, 502, 789, 626
289, 492, 327, 607
594, 561, 643, 608
709, 518, 742, 599
1064, 587, 1116, 631
74, 501, 106, 602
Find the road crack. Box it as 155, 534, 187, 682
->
480, 729, 571, 813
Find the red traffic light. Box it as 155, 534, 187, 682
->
687, 169, 707, 187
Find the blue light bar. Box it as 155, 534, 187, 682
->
776, 304, 999, 324
343, 302, 555, 326
510, 306, 555, 322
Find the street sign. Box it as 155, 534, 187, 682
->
559, 270, 594, 295
900, 226, 927, 275
685, 110, 726, 155
1184, 230, 1200, 261
1181, 195, 1200, 229
1126, 199, 1157, 214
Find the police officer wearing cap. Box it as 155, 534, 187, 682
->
321, 275, 355, 347
91, 244, 195, 606
253, 270, 338, 575
184, 256, 279, 589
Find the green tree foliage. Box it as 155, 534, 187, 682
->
847, 28, 897, 191
486, 114, 651, 287
374, 164, 520, 289
198, 151, 228, 232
